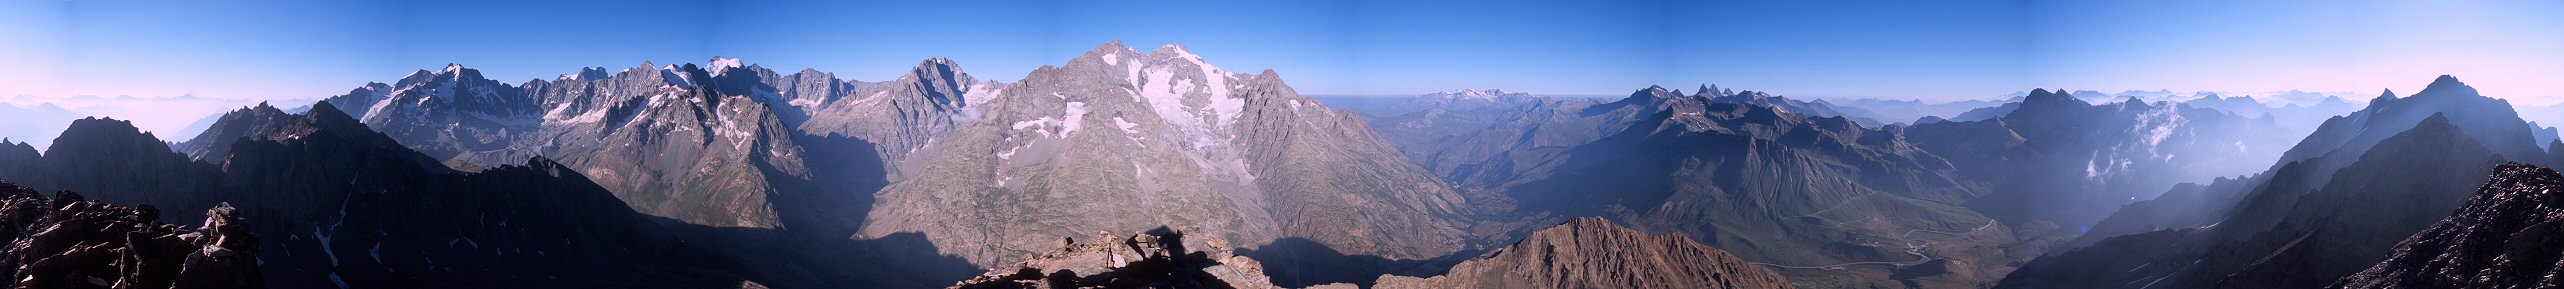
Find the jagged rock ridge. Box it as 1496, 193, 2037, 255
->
2328, 163, 2564, 289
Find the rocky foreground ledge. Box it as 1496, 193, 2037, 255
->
947, 228, 1300, 289
950, 216, 1796, 289
2330, 162, 2564, 289
0, 181, 262, 288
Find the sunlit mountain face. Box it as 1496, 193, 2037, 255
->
1, 1, 2560, 289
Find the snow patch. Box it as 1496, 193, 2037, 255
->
542, 103, 578, 121
659, 65, 696, 88
1011, 117, 1058, 138
1102, 52, 1120, 65
962, 82, 1003, 108
1114, 117, 1141, 133
1011, 118, 1051, 130
314, 228, 337, 266
1062, 102, 1089, 135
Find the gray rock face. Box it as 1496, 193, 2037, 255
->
861, 41, 1471, 268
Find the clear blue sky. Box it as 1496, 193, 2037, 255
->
1, 0, 2558, 103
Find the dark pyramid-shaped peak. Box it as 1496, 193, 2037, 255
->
909, 57, 967, 78
1598, 85, 1690, 112
48, 117, 176, 163
305, 100, 359, 125
2369, 88, 2400, 106
2116, 97, 2154, 110
180, 100, 370, 161
2021, 88, 2093, 108
2415, 112, 2458, 133
2431, 74, 2463, 87
899, 57, 975, 107
2414, 75, 2481, 98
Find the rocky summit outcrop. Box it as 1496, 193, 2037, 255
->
0, 182, 261, 289
1372, 217, 1795, 289
2328, 163, 2564, 289
948, 228, 1287, 289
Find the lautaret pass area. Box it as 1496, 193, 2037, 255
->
0, 1, 2560, 288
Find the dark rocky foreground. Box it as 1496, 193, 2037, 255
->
947, 228, 1294, 289
0, 181, 262, 288
2330, 163, 2564, 289
947, 217, 1796, 289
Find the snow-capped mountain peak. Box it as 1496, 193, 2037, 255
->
707, 56, 744, 77
1430, 89, 1524, 101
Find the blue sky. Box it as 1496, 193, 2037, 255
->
1, 0, 2558, 105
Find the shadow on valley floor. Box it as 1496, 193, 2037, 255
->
761, 133, 891, 242
652, 216, 985, 289
1236, 237, 1483, 288
711, 133, 982, 288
